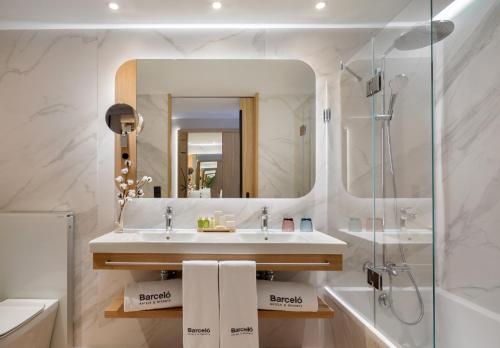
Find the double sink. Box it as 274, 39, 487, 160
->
89, 229, 347, 255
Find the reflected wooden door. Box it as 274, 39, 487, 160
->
221, 130, 240, 198
240, 95, 259, 198
177, 130, 188, 198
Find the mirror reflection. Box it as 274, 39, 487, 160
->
132, 59, 316, 199
105, 103, 143, 135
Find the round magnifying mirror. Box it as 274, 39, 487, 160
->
105, 103, 144, 135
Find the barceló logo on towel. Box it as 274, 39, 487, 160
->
230, 327, 254, 336
270, 295, 303, 304
187, 328, 211, 335
139, 291, 172, 301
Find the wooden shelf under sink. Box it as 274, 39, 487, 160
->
104, 295, 334, 319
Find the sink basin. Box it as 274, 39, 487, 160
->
139, 230, 197, 242
237, 232, 308, 243
89, 229, 347, 255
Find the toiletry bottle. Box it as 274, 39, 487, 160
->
214, 211, 224, 227
203, 217, 210, 229
197, 217, 204, 229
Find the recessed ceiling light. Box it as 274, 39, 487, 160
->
212, 1, 222, 10
315, 2, 326, 10
108, 2, 119, 11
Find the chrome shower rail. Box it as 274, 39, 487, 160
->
104, 260, 332, 267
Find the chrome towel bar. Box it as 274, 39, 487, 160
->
104, 261, 331, 267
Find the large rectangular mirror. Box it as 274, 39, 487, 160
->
126, 59, 316, 199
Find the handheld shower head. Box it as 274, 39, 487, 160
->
387, 74, 409, 119
389, 74, 409, 94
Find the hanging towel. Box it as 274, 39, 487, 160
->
219, 261, 259, 348
182, 261, 220, 348
257, 280, 318, 312
124, 279, 182, 312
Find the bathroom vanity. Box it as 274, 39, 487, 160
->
90, 229, 345, 319
91, 229, 345, 271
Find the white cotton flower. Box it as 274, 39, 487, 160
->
117, 193, 123, 199
125, 197, 133, 202
121, 168, 129, 175
118, 199, 125, 205
127, 179, 134, 186
115, 176, 124, 183
124, 160, 132, 167
119, 183, 128, 190
137, 189, 144, 196
146, 176, 153, 183
127, 190, 136, 198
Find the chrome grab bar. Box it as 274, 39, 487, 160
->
104, 261, 331, 267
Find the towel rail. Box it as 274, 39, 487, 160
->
104, 261, 331, 267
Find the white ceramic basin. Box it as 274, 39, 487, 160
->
89, 229, 346, 255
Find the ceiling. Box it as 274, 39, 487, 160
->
172, 98, 240, 120
0, 0, 416, 28
188, 132, 223, 155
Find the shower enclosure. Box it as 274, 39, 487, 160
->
329, 0, 436, 346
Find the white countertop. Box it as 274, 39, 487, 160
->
89, 229, 347, 255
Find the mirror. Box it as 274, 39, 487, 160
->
117, 59, 316, 199
105, 103, 143, 135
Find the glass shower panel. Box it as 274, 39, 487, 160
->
371, 0, 434, 347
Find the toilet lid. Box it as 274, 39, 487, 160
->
0, 305, 44, 338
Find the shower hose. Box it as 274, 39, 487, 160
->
384, 120, 425, 326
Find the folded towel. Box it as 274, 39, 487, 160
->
257, 280, 318, 312
124, 279, 182, 312
182, 261, 220, 348
219, 261, 259, 348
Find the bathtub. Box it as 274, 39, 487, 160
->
435, 289, 500, 347
324, 286, 500, 348
324, 286, 433, 348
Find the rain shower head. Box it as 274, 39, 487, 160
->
394, 20, 455, 51
387, 74, 409, 119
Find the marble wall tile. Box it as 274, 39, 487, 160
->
136, 94, 169, 198
0, 29, 101, 347
259, 94, 315, 198
434, 0, 500, 315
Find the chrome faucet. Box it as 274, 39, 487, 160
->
400, 207, 417, 230
165, 206, 173, 232
261, 206, 269, 232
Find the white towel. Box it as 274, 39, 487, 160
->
219, 261, 259, 348
124, 279, 182, 312
182, 261, 220, 348
257, 280, 318, 312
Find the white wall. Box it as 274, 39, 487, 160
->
434, 0, 500, 322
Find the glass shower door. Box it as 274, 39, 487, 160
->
370, 0, 434, 346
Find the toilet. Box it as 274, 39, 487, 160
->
0, 299, 58, 348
